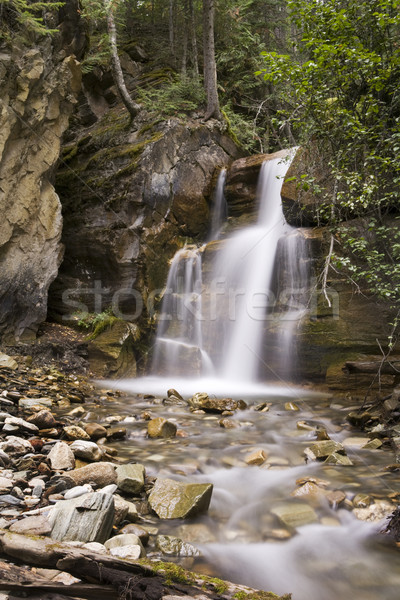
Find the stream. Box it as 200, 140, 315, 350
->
87, 379, 400, 600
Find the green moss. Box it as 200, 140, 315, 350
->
233, 592, 291, 600
138, 119, 163, 136
138, 559, 196, 586
201, 576, 228, 594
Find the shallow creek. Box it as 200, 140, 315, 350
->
82, 383, 400, 600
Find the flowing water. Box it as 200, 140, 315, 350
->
102, 152, 400, 599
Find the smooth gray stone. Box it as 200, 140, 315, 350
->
49, 492, 115, 543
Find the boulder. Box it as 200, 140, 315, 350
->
49, 492, 115, 543
116, 463, 145, 494
88, 320, 138, 378
148, 478, 213, 519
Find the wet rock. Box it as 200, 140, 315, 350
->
64, 462, 117, 488
304, 440, 346, 461
326, 490, 346, 507
49, 492, 115, 543
362, 438, 383, 450
9, 515, 51, 536
188, 393, 246, 413
245, 449, 268, 466
156, 534, 200, 557
271, 502, 318, 528
119, 523, 149, 545
167, 389, 184, 401
291, 482, 327, 500
116, 463, 145, 494
177, 523, 216, 544
109, 544, 143, 560
219, 418, 239, 429
353, 501, 394, 522
83, 422, 107, 440
148, 478, 213, 519
26, 410, 56, 429
353, 493, 374, 508
106, 426, 127, 441
284, 402, 300, 411
48, 441, 76, 471
70, 440, 103, 462
63, 425, 91, 441
0, 354, 18, 370
147, 417, 177, 439
114, 495, 138, 522
346, 411, 374, 428
342, 437, 371, 448
324, 452, 353, 466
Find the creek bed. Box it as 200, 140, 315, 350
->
75, 382, 400, 600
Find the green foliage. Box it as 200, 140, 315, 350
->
257, 0, 400, 306
0, 0, 64, 37
75, 308, 118, 339
138, 74, 206, 118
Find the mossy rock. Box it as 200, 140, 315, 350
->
88, 319, 139, 378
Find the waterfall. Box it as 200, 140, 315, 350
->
151, 246, 213, 376
150, 150, 309, 384
208, 168, 227, 240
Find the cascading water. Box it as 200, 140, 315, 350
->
151, 245, 213, 376
152, 150, 309, 384
208, 168, 227, 240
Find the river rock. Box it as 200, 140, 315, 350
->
116, 463, 145, 494
83, 422, 108, 440
147, 417, 177, 439
64, 484, 93, 500
63, 425, 91, 441
0, 477, 12, 492
188, 393, 246, 413
342, 437, 371, 448
70, 440, 103, 462
27, 410, 56, 429
119, 523, 149, 545
9, 515, 51, 536
352, 493, 374, 508
245, 449, 268, 466
109, 544, 143, 560
3, 416, 39, 434
64, 462, 117, 487
271, 502, 318, 528
19, 397, 53, 410
0, 436, 33, 455
0, 353, 18, 370
48, 441, 76, 471
167, 389, 184, 401
156, 534, 200, 557
148, 478, 213, 519
353, 501, 394, 522
112, 495, 129, 524
304, 440, 346, 461
324, 452, 353, 466
104, 533, 144, 554
49, 492, 115, 543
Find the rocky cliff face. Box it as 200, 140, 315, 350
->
49, 109, 240, 347
0, 16, 82, 342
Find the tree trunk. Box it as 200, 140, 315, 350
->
169, 0, 175, 62
202, 0, 221, 120
181, 0, 188, 75
189, 0, 199, 77
104, 0, 140, 121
